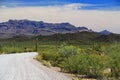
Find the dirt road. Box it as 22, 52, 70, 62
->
0, 52, 71, 80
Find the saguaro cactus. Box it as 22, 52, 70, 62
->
35, 38, 38, 52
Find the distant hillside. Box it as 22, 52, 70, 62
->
98, 30, 112, 35
35, 32, 120, 44
1, 32, 120, 45
96, 33, 120, 42
0, 19, 92, 38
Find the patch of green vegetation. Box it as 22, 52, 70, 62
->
105, 43, 120, 79
0, 40, 36, 54
36, 42, 120, 79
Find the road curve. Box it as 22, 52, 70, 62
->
0, 52, 71, 80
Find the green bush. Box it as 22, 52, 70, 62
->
36, 55, 43, 61
110, 53, 120, 79
62, 54, 108, 78
41, 60, 51, 67
107, 43, 120, 79
37, 45, 61, 66
59, 45, 78, 58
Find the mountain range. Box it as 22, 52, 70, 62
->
0, 19, 112, 38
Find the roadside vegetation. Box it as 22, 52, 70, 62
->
0, 40, 36, 54
36, 43, 120, 80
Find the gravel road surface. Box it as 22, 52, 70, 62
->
0, 52, 71, 80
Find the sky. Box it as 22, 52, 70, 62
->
0, 0, 120, 33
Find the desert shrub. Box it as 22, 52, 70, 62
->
2, 47, 24, 53
36, 55, 43, 61
37, 45, 61, 66
42, 52, 57, 60
62, 54, 108, 78
107, 43, 120, 79
41, 60, 51, 67
58, 45, 78, 58
84, 44, 106, 55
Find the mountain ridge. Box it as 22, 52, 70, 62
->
98, 30, 112, 35
0, 19, 91, 38
0, 19, 115, 39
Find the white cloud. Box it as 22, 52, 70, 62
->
62, 3, 89, 10
0, 5, 120, 33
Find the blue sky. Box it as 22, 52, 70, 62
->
0, 0, 120, 33
0, 0, 120, 10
